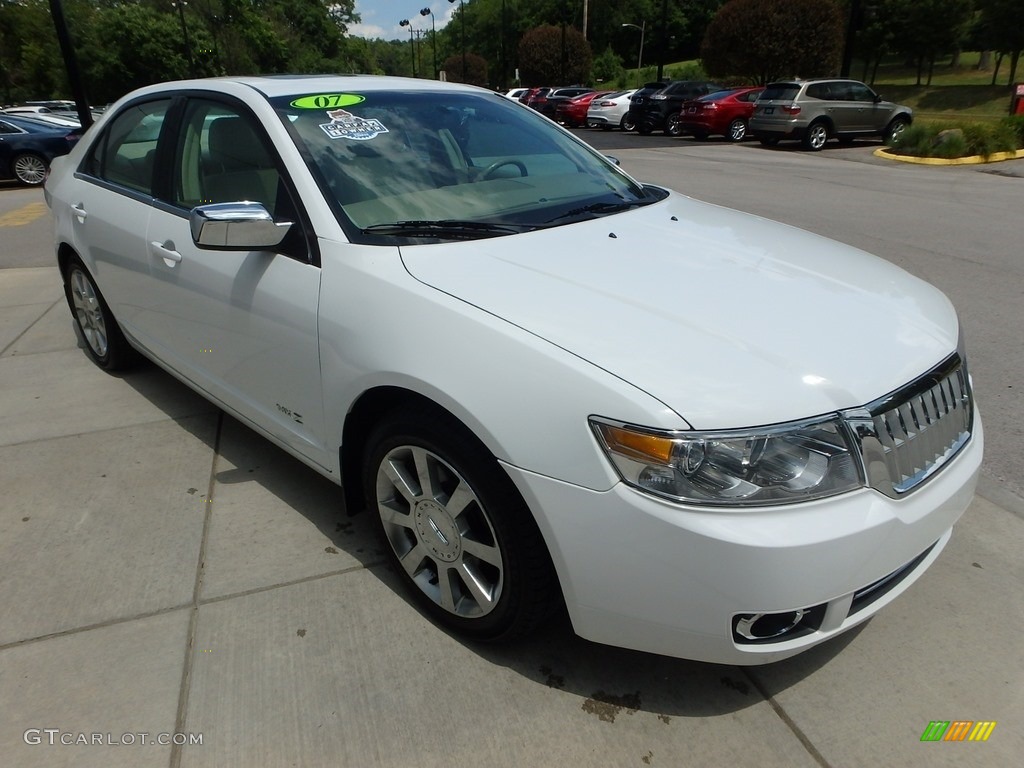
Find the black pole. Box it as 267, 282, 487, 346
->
656, 0, 668, 81
174, 1, 196, 78
47, 0, 92, 129
461, 4, 466, 81
500, 0, 506, 88
840, 0, 861, 78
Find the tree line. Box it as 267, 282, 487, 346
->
1, 0, 1021, 106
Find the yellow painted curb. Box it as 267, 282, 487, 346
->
874, 147, 1024, 165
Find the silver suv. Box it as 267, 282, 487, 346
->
749, 79, 912, 151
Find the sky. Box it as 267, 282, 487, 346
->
350, 1, 457, 42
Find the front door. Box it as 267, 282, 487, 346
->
139, 97, 328, 467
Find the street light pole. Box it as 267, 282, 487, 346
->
420, 7, 437, 80
622, 22, 646, 89
172, 1, 196, 78
447, 0, 466, 83
399, 19, 417, 78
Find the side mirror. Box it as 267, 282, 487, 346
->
190, 202, 292, 250
605, 155, 621, 166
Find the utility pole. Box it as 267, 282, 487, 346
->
47, 0, 92, 129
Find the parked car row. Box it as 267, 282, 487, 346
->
577, 77, 912, 150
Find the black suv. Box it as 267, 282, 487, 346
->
627, 80, 723, 135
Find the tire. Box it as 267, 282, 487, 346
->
803, 121, 830, 151
665, 114, 683, 137
12, 152, 48, 186
726, 118, 747, 142
63, 256, 136, 371
620, 114, 636, 132
885, 117, 910, 145
363, 407, 558, 642
637, 124, 653, 135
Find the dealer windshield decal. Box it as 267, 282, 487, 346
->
291, 93, 365, 109
319, 108, 389, 141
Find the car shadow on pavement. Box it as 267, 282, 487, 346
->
116, 352, 863, 718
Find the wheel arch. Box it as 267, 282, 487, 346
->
341, 386, 505, 518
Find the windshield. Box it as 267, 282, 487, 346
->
272, 90, 655, 241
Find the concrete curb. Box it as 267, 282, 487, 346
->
873, 147, 1024, 165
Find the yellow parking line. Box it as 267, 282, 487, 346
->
0, 201, 49, 228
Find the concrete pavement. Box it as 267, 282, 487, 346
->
1, 218, 1022, 765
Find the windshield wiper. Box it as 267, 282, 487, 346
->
361, 220, 524, 239
542, 198, 654, 225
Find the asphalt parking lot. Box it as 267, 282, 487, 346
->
1, 139, 1022, 767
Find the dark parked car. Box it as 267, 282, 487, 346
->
0, 114, 81, 185
671, 87, 764, 141
627, 80, 722, 135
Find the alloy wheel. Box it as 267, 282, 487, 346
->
375, 445, 504, 618
69, 267, 109, 358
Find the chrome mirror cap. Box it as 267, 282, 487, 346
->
190, 202, 292, 250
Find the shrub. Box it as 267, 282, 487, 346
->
890, 123, 935, 155
932, 132, 968, 159
1000, 115, 1024, 148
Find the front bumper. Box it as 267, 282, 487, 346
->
503, 414, 983, 664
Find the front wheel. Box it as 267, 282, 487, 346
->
620, 115, 636, 132
803, 121, 830, 151
726, 118, 747, 142
363, 408, 558, 641
885, 117, 910, 145
13, 152, 48, 186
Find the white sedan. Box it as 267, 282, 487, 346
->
45, 76, 982, 664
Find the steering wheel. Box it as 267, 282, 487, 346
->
480, 159, 528, 180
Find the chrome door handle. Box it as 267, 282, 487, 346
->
71, 203, 87, 222
150, 240, 182, 266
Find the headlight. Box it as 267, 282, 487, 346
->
590, 417, 861, 506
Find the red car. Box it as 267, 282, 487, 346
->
670, 86, 765, 141
555, 90, 614, 128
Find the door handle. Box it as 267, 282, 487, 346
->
150, 240, 182, 267
71, 203, 87, 222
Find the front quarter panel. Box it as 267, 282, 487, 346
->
316, 238, 683, 493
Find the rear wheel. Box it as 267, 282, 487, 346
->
665, 114, 683, 137
803, 121, 830, 151
63, 256, 136, 370
12, 152, 47, 186
363, 407, 558, 641
726, 118, 747, 142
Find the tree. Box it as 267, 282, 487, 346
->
886, 0, 973, 85
701, 0, 844, 84
592, 45, 624, 85
975, 0, 1024, 84
518, 24, 592, 85
442, 52, 488, 86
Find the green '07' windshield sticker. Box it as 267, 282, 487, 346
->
290, 93, 365, 109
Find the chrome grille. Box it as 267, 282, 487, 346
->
843, 355, 973, 498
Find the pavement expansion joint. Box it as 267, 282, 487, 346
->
742, 667, 833, 768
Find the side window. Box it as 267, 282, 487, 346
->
172, 100, 284, 217
848, 83, 874, 102
84, 100, 170, 193
0, 120, 22, 134
805, 84, 829, 100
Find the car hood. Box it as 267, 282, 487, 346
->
399, 193, 958, 429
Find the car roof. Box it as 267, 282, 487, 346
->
126, 75, 490, 101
